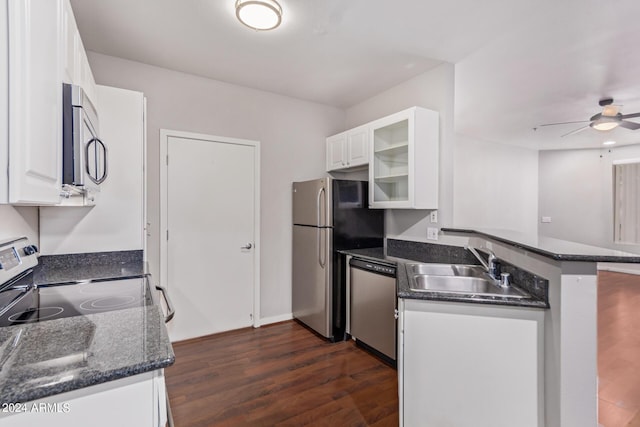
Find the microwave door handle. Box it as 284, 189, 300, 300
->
86, 138, 108, 185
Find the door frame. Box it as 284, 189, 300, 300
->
159, 129, 261, 328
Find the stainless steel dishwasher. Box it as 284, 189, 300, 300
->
349, 258, 397, 363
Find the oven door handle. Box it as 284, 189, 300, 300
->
155, 285, 175, 323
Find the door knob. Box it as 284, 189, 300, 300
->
241, 243, 252, 250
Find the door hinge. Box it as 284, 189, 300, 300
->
166, 230, 169, 240
166, 155, 169, 166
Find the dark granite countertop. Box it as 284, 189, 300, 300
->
0, 250, 174, 404
442, 228, 640, 263
340, 243, 548, 309
33, 250, 146, 285
0, 305, 174, 404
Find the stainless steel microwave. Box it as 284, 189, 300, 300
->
62, 83, 106, 202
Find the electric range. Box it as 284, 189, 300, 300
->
0, 237, 154, 328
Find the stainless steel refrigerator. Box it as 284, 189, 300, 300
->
292, 178, 384, 341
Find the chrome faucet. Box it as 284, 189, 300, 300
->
465, 246, 500, 280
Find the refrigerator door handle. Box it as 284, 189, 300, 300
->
317, 185, 326, 268
316, 186, 325, 227
318, 228, 326, 268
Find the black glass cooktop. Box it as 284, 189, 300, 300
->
0, 277, 152, 327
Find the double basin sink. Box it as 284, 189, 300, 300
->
405, 263, 528, 299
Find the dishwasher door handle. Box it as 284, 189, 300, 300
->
156, 285, 176, 323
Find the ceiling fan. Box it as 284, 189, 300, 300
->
536, 98, 640, 137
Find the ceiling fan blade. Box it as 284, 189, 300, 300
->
619, 121, 640, 130
620, 112, 640, 119
561, 125, 590, 138
538, 120, 591, 127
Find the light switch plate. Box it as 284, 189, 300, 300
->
541, 216, 552, 223
427, 227, 439, 240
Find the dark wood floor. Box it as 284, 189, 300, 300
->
165, 321, 398, 426
165, 270, 640, 427
598, 271, 640, 427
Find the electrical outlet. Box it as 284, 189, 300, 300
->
430, 210, 438, 223
427, 227, 439, 241
541, 216, 552, 223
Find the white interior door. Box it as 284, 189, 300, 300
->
162, 132, 259, 342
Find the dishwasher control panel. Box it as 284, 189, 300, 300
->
349, 258, 396, 277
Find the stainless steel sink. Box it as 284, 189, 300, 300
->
406, 263, 528, 299
407, 263, 486, 278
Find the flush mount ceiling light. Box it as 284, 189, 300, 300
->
235, 0, 282, 31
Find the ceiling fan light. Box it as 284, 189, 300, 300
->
591, 121, 619, 131
602, 105, 619, 117
235, 0, 282, 31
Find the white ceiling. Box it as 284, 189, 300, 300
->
69, 0, 536, 108
454, 0, 640, 150
71, 0, 640, 150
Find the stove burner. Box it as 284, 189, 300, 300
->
7, 307, 65, 323
0, 277, 150, 327
79, 295, 139, 311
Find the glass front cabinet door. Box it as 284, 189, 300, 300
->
369, 107, 439, 209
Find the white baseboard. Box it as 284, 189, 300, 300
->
598, 263, 640, 276
259, 313, 293, 326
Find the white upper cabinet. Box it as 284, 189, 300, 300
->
61, 0, 76, 84
5, 0, 63, 205
1, 0, 98, 205
346, 125, 369, 167
77, 44, 98, 108
369, 107, 439, 209
326, 132, 347, 171
326, 125, 369, 172
61, 0, 98, 108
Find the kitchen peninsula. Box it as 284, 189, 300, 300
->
440, 228, 640, 427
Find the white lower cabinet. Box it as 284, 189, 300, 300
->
398, 299, 544, 427
0, 371, 168, 427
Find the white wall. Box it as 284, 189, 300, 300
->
87, 52, 345, 321
0, 206, 39, 246
539, 145, 640, 255
344, 62, 539, 241
39, 86, 145, 254
454, 134, 538, 235
345, 63, 456, 240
